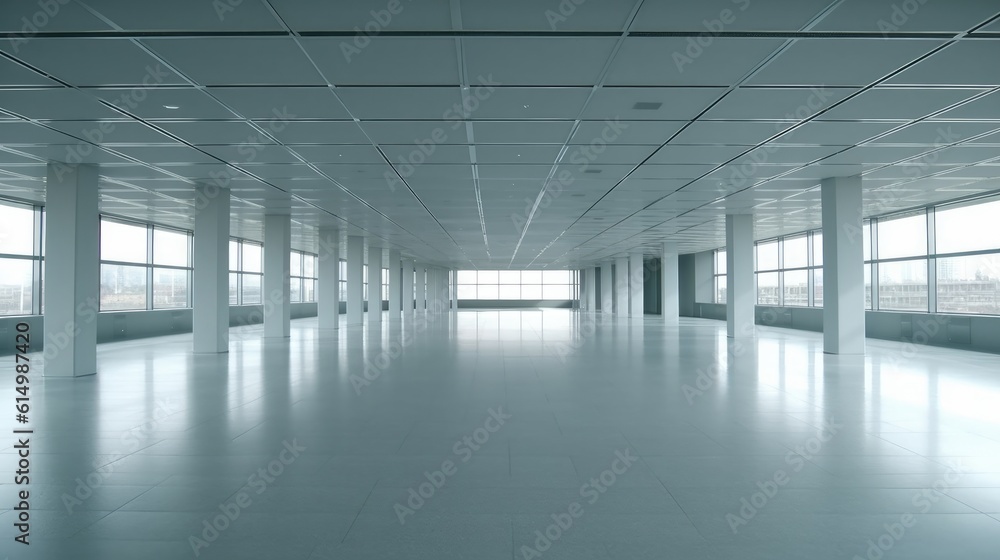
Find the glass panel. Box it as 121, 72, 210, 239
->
241, 273, 262, 304
478, 284, 499, 299
152, 268, 188, 309
877, 212, 927, 260
521, 284, 542, 299
542, 270, 572, 284
242, 243, 262, 273
936, 254, 1000, 315
521, 270, 542, 283
457, 284, 477, 299
101, 220, 147, 263
865, 264, 872, 309
339, 260, 347, 280
863, 221, 871, 261
290, 277, 302, 303
229, 272, 238, 305
498, 284, 520, 299
715, 276, 727, 304
0, 203, 35, 256
543, 284, 571, 299
756, 272, 779, 305
878, 259, 928, 312
499, 270, 520, 284
784, 235, 808, 269
783, 269, 808, 307
229, 240, 239, 271
153, 229, 188, 267
100, 264, 147, 310
813, 268, 823, 307
339, 281, 347, 302
757, 240, 779, 271
290, 251, 302, 277
813, 233, 823, 267
303, 279, 316, 302
478, 270, 499, 284
303, 254, 316, 278
457, 270, 477, 283
0, 258, 33, 315
716, 249, 727, 275
935, 198, 1000, 255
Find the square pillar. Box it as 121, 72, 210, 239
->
629, 252, 644, 317
346, 235, 364, 325
193, 183, 230, 353
614, 256, 629, 314
43, 163, 99, 377
401, 258, 414, 317
317, 228, 340, 329
415, 263, 426, 312
368, 246, 383, 324
585, 267, 597, 311
388, 249, 401, 319
822, 175, 866, 355
661, 244, 679, 325
600, 262, 613, 314
263, 214, 291, 338
726, 214, 754, 338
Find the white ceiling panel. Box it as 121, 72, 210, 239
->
814, 0, 999, 32
269, 0, 453, 31
748, 39, 943, 86
143, 38, 324, 86
303, 38, 460, 85
207, 87, 351, 120
633, 0, 834, 31
464, 38, 618, 86
2, 38, 188, 87
606, 38, 784, 86
886, 41, 1000, 86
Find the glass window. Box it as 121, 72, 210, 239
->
241, 273, 262, 304
478, 270, 499, 284
499, 270, 520, 284
290, 278, 302, 303
499, 284, 520, 299
153, 228, 188, 267
522, 270, 542, 283
457, 270, 477, 284
478, 284, 499, 299
877, 212, 927, 260
521, 284, 542, 299
101, 220, 147, 263
812, 233, 823, 267
543, 284, 571, 299
304, 254, 316, 278
757, 240, 779, 271
304, 279, 316, 303
813, 268, 823, 307
863, 221, 872, 262
716, 249, 727, 275
0, 258, 33, 315
153, 268, 188, 309
878, 259, 928, 312
229, 240, 239, 271
865, 264, 872, 310
0, 202, 34, 256
100, 264, 147, 311
783, 270, 808, 306
715, 275, 727, 305
290, 251, 301, 276
784, 236, 808, 269
936, 254, 1000, 315
757, 272, 779, 305
242, 243, 262, 273
457, 284, 477, 299
229, 273, 238, 305
935, 198, 1000, 255
542, 270, 572, 284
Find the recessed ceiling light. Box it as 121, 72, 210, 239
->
523, 104, 530, 109
632, 102, 663, 110
162, 104, 180, 110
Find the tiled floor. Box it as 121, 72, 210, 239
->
2, 309, 1000, 559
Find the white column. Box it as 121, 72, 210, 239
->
661, 244, 679, 325
263, 214, 291, 338
600, 262, 613, 314
414, 263, 426, 312
614, 256, 629, 314
368, 246, 383, 324
726, 214, 754, 338
585, 267, 597, 311
43, 163, 99, 377
388, 249, 401, 319
317, 228, 339, 329
346, 235, 364, 325
193, 183, 229, 353
629, 252, 645, 317
402, 258, 415, 317
822, 175, 866, 355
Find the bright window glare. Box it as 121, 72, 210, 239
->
101, 220, 147, 263
935, 198, 1000, 254
0, 203, 34, 255
153, 228, 188, 267
457, 269, 578, 300
877, 212, 926, 259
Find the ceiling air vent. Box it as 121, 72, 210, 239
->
632, 102, 663, 110
583, 169, 602, 174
